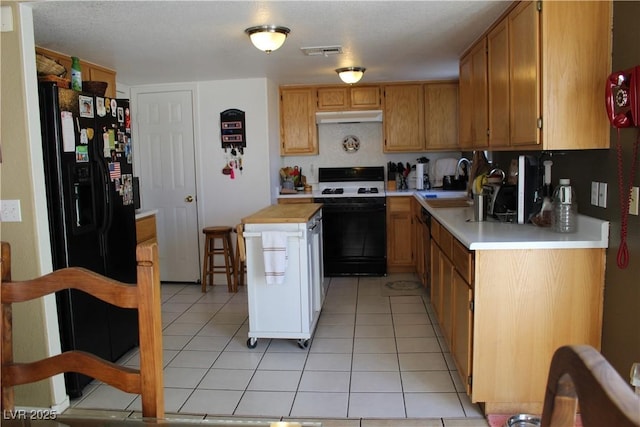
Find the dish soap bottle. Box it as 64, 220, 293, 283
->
551, 179, 577, 233
71, 56, 82, 92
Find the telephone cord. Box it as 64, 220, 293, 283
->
615, 128, 640, 269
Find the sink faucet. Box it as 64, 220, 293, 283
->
457, 157, 471, 178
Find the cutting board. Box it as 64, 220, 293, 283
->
426, 198, 472, 208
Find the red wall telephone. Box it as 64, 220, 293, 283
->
606, 66, 640, 128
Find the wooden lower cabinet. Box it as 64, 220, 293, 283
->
412, 198, 429, 287
429, 218, 605, 414
386, 197, 415, 272
452, 270, 473, 395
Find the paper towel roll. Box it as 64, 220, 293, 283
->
416, 163, 425, 190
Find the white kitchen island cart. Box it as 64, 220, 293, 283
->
241, 203, 324, 349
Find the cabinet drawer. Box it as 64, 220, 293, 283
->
452, 238, 474, 286
438, 225, 453, 259
136, 215, 157, 244
431, 219, 441, 244
387, 196, 411, 213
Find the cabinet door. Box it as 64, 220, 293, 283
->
509, 0, 539, 147
487, 18, 510, 148
470, 40, 489, 149
440, 251, 454, 343
452, 270, 473, 395
430, 241, 442, 317
317, 87, 349, 110
351, 86, 381, 109
386, 197, 415, 271
88, 67, 117, 98
424, 83, 459, 150
383, 84, 424, 152
458, 54, 473, 150
280, 88, 318, 155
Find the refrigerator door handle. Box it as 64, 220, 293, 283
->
95, 157, 113, 234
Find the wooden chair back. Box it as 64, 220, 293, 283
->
541, 345, 640, 427
0, 241, 164, 419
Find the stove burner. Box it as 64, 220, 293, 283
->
358, 187, 379, 194
322, 188, 344, 195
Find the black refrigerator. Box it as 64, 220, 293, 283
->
38, 82, 138, 398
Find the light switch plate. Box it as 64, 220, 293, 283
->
0, 6, 13, 32
0, 200, 22, 222
630, 187, 639, 215
598, 182, 608, 208
591, 182, 599, 206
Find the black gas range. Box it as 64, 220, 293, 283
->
313, 167, 386, 276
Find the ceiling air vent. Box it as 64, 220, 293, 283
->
300, 46, 343, 56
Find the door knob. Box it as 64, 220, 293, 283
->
185, 195, 194, 203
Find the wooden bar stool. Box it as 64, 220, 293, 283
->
233, 224, 247, 288
201, 226, 236, 292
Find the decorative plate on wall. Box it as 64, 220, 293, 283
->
342, 135, 360, 153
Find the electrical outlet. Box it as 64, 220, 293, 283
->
591, 182, 599, 206
0, 200, 22, 222
630, 187, 639, 215
598, 182, 608, 208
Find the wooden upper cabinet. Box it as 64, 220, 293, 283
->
487, 18, 511, 148
459, 54, 473, 150
350, 86, 381, 109
317, 87, 349, 110
459, 39, 488, 151
424, 82, 459, 150
316, 85, 381, 110
35, 47, 117, 98
508, 0, 539, 147
540, 1, 611, 150
469, 0, 612, 151
383, 84, 424, 152
280, 87, 318, 155
470, 39, 489, 149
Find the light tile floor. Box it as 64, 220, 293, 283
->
67, 273, 489, 426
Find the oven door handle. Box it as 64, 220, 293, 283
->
320, 205, 386, 213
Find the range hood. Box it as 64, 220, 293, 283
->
315, 110, 383, 124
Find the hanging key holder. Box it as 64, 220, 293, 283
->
220, 109, 247, 178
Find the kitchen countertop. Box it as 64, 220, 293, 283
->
413, 192, 610, 250
275, 189, 609, 250
242, 203, 323, 224
276, 188, 467, 199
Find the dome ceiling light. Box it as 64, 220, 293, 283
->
336, 67, 366, 84
245, 25, 290, 53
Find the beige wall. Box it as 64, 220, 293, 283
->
1, 1, 55, 407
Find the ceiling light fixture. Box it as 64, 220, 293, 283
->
245, 25, 290, 53
336, 67, 366, 84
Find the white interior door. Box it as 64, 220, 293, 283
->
133, 89, 200, 282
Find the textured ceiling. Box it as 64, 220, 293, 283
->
29, 1, 511, 87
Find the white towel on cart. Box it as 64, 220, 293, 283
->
262, 231, 288, 285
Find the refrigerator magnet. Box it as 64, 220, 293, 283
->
110, 99, 117, 117
96, 97, 106, 117
103, 130, 111, 157
60, 111, 75, 152
80, 128, 88, 145
75, 146, 89, 162
117, 107, 124, 123
79, 95, 94, 118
